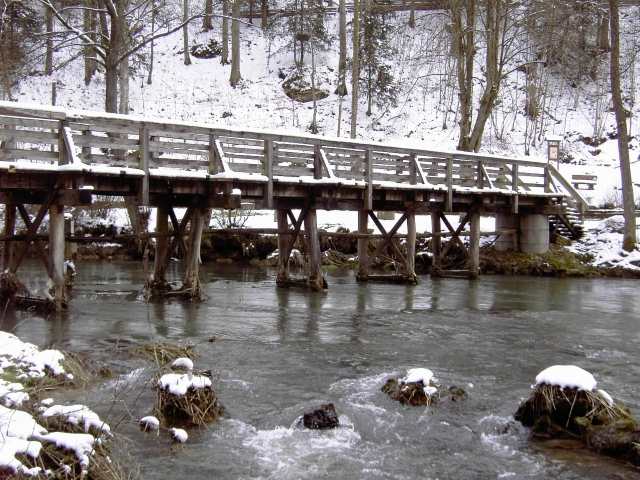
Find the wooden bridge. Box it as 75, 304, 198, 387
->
0, 101, 588, 310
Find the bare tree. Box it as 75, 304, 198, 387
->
335, 0, 347, 96
222, 0, 230, 64
229, 0, 242, 86
183, 0, 192, 65
39, 0, 203, 113
609, 0, 636, 250
350, 0, 360, 138
203, 0, 213, 30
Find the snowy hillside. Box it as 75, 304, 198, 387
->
13, 6, 640, 208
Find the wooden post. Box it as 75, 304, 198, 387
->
139, 126, 150, 205
313, 144, 322, 180
276, 210, 290, 286
406, 208, 417, 281
49, 204, 66, 310
430, 211, 442, 276
64, 214, 77, 260
364, 148, 373, 210
477, 160, 484, 189
152, 205, 170, 289
264, 139, 274, 208
357, 210, 369, 281
468, 210, 480, 279
2, 203, 16, 271
182, 207, 207, 298
304, 209, 326, 290
446, 156, 453, 212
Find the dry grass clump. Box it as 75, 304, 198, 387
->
132, 342, 195, 366
155, 372, 224, 427
515, 384, 628, 436
382, 378, 439, 407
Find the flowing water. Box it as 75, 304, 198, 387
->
3, 262, 640, 479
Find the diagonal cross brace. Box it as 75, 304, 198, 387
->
10, 192, 58, 276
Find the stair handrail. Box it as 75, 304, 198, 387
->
547, 164, 590, 213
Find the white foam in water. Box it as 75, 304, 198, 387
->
243, 415, 361, 475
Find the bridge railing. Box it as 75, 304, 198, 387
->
0, 101, 586, 208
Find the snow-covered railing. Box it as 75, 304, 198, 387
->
0, 101, 583, 208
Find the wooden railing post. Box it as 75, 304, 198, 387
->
81, 129, 91, 162
208, 133, 218, 174
512, 162, 519, 214
544, 165, 551, 193
57, 120, 68, 165
264, 138, 274, 208
139, 125, 150, 206
446, 155, 453, 212
313, 144, 322, 180
476, 160, 484, 189
409, 152, 417, 185
365, 148, 373, 211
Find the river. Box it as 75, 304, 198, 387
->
3, 262, 640, 479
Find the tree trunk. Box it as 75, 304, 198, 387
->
230, 0, 242, 86
350, 0, 360, 139
609, 0, 636, 251
451, 0, 475, 151
335, 0, 347, 95
203, 0, 213, 30
261, 0, 268, 28
147, 0, 156, 84
118, 56, 129, 114
83, 1, 96, 85
468, 0, 499, 152
45, 4, 54, 75
221, 0, 230, 64
183, 0, 192, 65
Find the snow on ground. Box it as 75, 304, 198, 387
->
401, 368, 435, 385
569, 215, 640, 270
0, 333, 110, 475
139, 416, 160, 431
534, 365, 597, 391
171, 357, 194, 371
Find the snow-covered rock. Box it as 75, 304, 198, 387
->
534, 365, 597, 391
158, 373, 212, 396
169, 428, 188, 443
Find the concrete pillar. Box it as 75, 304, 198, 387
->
495, 213, 518, 252
357, 210, 369, 281
519, 214, 550, 254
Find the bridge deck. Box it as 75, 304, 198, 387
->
0, 101, 586, 214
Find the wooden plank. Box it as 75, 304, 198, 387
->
319, 148, 336, 179
73, 134, 138, 150
0, 116, 59, 129
446, 156, 453, 212
0, 149, 59, 162
0, 129, 58, 144
214, 139, 231, 173
153, 157, 208, 168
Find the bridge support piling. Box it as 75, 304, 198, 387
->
430, 211, 442, 277
357, 210, 369, 281
276, 209, 290, 286
182, 207, 208, 299
303, 209, 327, 291
48, 204, 67, 310
3, 203, 16, 271
495, 213, 518, 251
468, 210, 480, 279
149, 205, 170, 294
519, 214, 550, 254
406, 209, 417, 281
